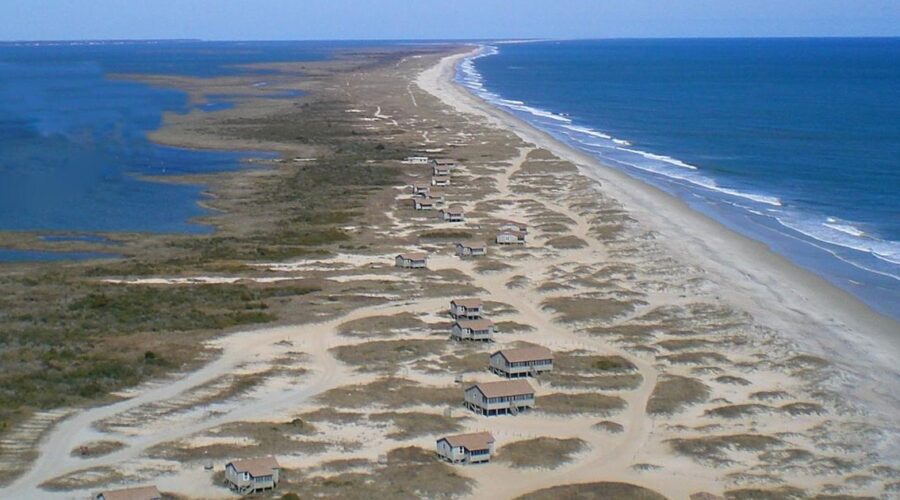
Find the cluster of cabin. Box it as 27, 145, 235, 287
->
409, 158, 456, 212
432, 298, 556, 464
95, 456, 281, 499
449, 298, 494, 341
399, 155, 546, 466
398, 154, 532, 271
496, 220, 527, 245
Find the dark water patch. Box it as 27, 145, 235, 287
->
40, 234, 119, 245
0, 41, 337, 242
0, 248, 118, 263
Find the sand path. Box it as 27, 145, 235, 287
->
2, 296, 447, 498
419, 141, 697, 496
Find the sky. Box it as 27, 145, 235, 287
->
2, 0, 900, 41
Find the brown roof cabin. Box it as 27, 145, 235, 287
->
95, 485, 162, 500
431, 158, 457, 169
396, 252, 428, 269
432, 175, 451, 186
432, 164, 452, 177
436, 431, 495, 464
411, 183, 431, 196
224, 456, 281, 495
451, 318, 494, 341
464, 379, 535, 416
412, 197, 435, 210
490, 345, 553, 378
499, 220, 528, 233
427, 190, 445, 203
439, 205, 465, 222
450, 298, 483, 319
496, 230, 526, 245
455, 241, 487, 258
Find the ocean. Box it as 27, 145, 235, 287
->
458, 38, 900, 320
0, 40, 355, 260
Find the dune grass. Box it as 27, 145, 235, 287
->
646, 375, 711, 415
516, 482, 667, 500
538, 393, 627, 416
277, 446, 472, 499
495, 437, 587, 469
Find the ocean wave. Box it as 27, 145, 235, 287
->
824, 218, 866, 237
456, 43, 900, 307
495, 101, 573, 123
560, 124, 611, 139
461, 47, 785, 210
617, 147, 699, 170
777, 216, 900, 271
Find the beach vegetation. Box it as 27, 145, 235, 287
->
537, 393, 627, 416
593, 420, 624, 433
541, 296, 641, 323
715, 375, 752, 386
646, 375, 711, 415
515, 482, 666, 500
474, 260, 514, 273
723, 486, 806, 500
337, 312, 428, 337
330, 339, 446, 373
417, 229, 472, 240
545, 236, 588, 249
315, 378, 458, 408
69, 440, 126, 458
276, 446, 472, 499
0, 74, 405, 440
495, 437, 587, 469
367, 411, 467, 440
492, 321, 534, 333
667, 434, 783, 464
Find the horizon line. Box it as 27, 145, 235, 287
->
3, 35, 900, 44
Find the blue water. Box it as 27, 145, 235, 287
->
459, 39, 900, 320
0, 41, 345, 239
0, 249, 118, 262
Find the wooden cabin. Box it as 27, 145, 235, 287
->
396, 253, 428, 269
412, 197, 435, 210
96, 486, 162, 500
490, 345, 553, 378
432, 175, 451, 186
451, 318, 494, 341
411, 183, 431, 196
464, 380, 535, 416
436, 432, 495, 464
496, 230, 526, 245
405, 156, 429, 164
431, 158, 457, 170
499, 220, 528, 233
455, 241, 487, 258
224, 456, 281, 494
439, 205, 465, 222
450, 298, 483, 319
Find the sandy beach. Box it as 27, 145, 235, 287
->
419, 48, 900, 417
2, 45, 898, 499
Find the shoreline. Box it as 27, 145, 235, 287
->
417, 49, 900, 413
461, 40, 900, 325
4, 43, 899, 498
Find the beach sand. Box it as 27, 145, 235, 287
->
2, 46, 898, 499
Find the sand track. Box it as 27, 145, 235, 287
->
4, 46, 897, 500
